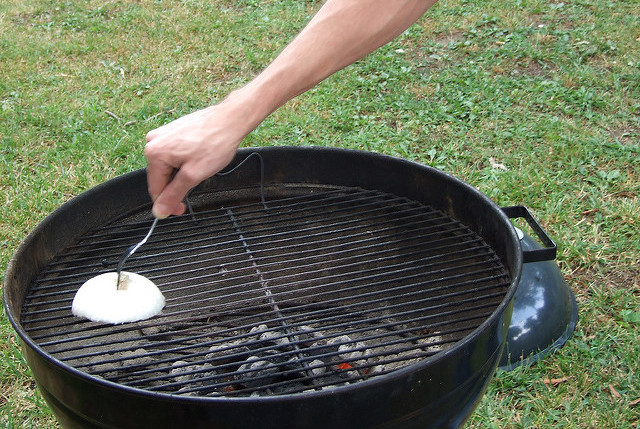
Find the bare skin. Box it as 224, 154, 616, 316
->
145, 0, 438, 219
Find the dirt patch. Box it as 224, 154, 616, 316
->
518, 59, 549, 77
433, 30, 466, 48
399, 29, 468, 76
491, 58, 553, 79
605, 123, 640, 146
568, 266, 640, 294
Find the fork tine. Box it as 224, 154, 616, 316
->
116, 217, 159, 289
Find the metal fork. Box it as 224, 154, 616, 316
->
116, 218, 158, 289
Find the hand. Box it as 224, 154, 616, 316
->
144, 96, 256, 218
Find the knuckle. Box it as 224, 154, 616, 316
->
178, 167, 202, 186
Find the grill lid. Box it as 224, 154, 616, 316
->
21, 184, 510, 398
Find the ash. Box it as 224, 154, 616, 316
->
163, 324, 444, 397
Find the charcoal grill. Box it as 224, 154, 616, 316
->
4, 147, 555, 429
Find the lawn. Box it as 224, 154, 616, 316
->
1, 0, 639, 427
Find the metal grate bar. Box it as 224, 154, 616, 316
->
22, 230, 485, 320
27, 247, 500, 340
33, 189, 409, 276
154, 318, 486, 397
22, 226, 487, 326
30, 262, 506, 360
28, 195, 450, 290
93, 294, 504, 383
24, 215, 465, 298
47, 266, 505, 359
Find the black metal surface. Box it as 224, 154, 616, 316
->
4, 147, 524, 429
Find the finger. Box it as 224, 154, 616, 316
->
146, 124, 170, 143
145, 161, 176, 203
145, 130, 157, 142
151, 168, 199, 219
144, 142, 177, 202
152, 200, 186, 219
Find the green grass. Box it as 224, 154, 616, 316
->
1, 0, 639, 427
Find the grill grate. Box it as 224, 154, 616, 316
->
21, 186, 510, 397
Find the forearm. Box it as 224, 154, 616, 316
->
229, 0, 437, 129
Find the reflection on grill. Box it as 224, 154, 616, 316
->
21, 186, 510, 397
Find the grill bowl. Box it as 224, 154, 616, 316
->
4, 147, 523, 429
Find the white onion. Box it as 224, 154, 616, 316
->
72, 271, 165, 324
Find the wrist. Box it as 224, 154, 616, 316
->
221, 78, 282, 132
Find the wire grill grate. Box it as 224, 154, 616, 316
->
21, 186, 510, 397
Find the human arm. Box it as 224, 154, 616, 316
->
144, 0, 438, 218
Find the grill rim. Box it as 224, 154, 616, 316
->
3, 147, 522, 413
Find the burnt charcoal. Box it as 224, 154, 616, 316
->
170, 360, 214, 384
281, 358, 309, 379
85, 348, 154, 374
235, 356, 281, 388
292, 325, 323, 346
308, 359, 328, 377
258, 330, 292, 349
248, 324, 269, 335
205, 339, 251, 365
337, 341, 367, 361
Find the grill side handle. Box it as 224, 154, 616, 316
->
501, 206, 557, 263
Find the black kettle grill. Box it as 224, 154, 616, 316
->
4, 147, 571, 429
